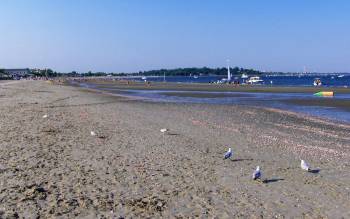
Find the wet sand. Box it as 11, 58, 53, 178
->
162, 92, 252, 98
71, 79, 350, 115
72, 79, 350, 93
283, 98, 350, 112
0, 80, 349, 218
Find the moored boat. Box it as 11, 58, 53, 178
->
313, 78, 322, 86
247, 76, 263, 84
241, 73, 248, 79
314, 91, 334, 97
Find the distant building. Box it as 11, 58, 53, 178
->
4, 68, 31, 78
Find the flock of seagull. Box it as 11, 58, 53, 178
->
61, 118, 312, 183
224, 147, 312, 181
159, 128, 313, 181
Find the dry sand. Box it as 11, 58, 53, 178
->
0, 80, 349, 218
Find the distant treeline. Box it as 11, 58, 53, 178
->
1, 67, 262, 78
47, 67, 261, 77
136, 67, 261, 76
0, 69, 11, 80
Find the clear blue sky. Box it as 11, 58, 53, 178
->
1, 0, 349, 73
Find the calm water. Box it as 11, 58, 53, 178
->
128, 74, 350, 87
110, 89, 350, 123
72, 75, 350, 123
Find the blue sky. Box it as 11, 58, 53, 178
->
0, 0, 349, 73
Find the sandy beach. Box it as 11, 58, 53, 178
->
1, 80, 350, 218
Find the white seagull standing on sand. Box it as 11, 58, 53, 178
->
301, 160, 310, 171
43, 114, 48, 118
223, 148, 232, 160
160, 128, 168, 134
90, 131, 97, 136
252, 166, 261, 180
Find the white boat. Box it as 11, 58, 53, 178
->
215, 78, 229, 84
141, 76, 147, 80
247, 76, 263, 84
313, 78, 322, 86
338, 74, 345, 78
193, 75, 199, 79
241, 73, 248, 79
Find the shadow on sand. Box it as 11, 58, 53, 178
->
309, 169, 320, 174
166, 133, 180, 136
231, 158, 253, 162
263, 178, 285, 184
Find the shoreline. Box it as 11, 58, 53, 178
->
69, 79, 350, 93
1, 80, 349, 218
68, 79, 350, 123
78, 82, 350, 125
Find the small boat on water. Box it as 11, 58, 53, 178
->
338, 74, 345, 78
313, 78, 322, 86
216, 78, 229, 84
193, 75, 199, 79
241, 73, 248, 79
314, 91, 334, 97
247, 76, 263, 84
141, 76, 147, 80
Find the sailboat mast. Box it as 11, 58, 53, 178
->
227, 59, 231, 81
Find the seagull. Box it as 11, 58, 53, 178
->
301, 160, 310, 171
160, 128, 168, 134
90, 131, 97, 136
252, 166, 261, 180
223, 148, 232, 160
43, 114, 48, 118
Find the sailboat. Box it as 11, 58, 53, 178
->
217, 60, 232, 83
227, 60, 231, 82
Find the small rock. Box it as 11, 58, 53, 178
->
141, 198, 149, 204
156, 201, 164, 211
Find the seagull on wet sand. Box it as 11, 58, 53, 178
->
223, 148, 232, 160
90, 131, 97, 136
160, 128, 168, 134
43, 114, 48, 118
252, 166, 261, 180
301, 160, 310, 171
